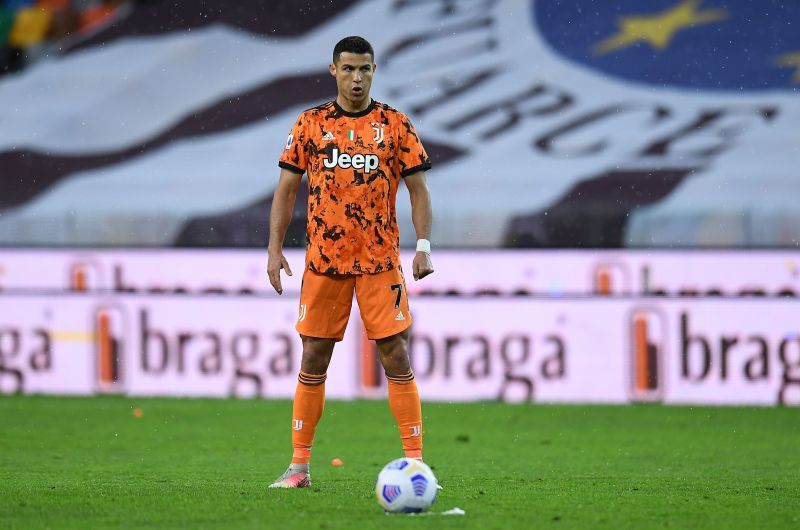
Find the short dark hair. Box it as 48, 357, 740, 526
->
332, 36, 374, 64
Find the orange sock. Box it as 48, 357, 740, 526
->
291, 371, 326, 464
386, 370, 423, 459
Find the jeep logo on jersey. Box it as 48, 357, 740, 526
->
322, 148, 379, 173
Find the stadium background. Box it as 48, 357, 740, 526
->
1, 1, 799, 528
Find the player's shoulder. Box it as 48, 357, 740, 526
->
373, 101, 411, 123
298, 101, 337, 123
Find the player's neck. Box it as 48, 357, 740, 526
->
336, 94, 372, 114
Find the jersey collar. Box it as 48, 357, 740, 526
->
333, 98, 376, 118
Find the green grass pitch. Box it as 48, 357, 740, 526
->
1, 395, 798, 529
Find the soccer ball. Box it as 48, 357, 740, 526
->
375, 458, 438, 513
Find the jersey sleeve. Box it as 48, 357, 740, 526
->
278, 113, 308, 174
397, 114, 432, 178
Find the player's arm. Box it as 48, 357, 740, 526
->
404, 171, 434, 281
267, 168, 303, 294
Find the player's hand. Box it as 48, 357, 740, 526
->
412, 251, 434, 281
267, 250, 293, 294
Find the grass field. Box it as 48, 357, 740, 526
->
1, 396, 798, 530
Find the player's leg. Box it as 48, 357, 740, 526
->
291, 336, 338, 464
270, 271, 354, 489
355, 268, 422, 459
375, 329, 423, 460
270, 336, 335, 489
292, 336, 336, 460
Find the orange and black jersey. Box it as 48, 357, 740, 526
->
279, 99, 431, 275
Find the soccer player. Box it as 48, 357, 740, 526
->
266, 36, 434, 489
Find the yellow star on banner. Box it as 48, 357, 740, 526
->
775, 51, 800, 83
594, 0, 728, 55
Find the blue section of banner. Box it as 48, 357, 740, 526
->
533, 0, 800, 91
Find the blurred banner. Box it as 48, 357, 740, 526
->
1, 293, 798, 406
1, 249, 798, 297
0, 294, 359, 399
1, 0, 799, 248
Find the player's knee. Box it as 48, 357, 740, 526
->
376, 330, 408, 353
300, 335, 335, 373
376, 331, 410, 373
300, 351, 331, 374
382, 355, 411, 376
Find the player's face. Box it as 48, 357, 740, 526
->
329, 52, 375, 110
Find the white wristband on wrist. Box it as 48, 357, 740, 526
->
416, 239, 431, 254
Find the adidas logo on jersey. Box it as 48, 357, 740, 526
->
323, 148, 379, 173
395, 311, 405, 321
322, 131, 335, 141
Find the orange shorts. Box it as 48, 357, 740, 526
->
296, 267, 412, 341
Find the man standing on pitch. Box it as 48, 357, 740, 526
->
267, 36, 434, 488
